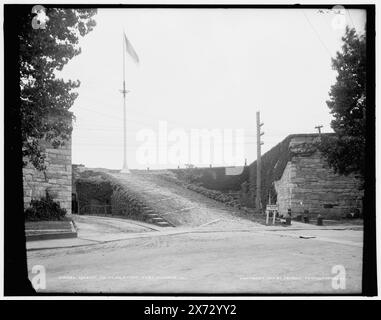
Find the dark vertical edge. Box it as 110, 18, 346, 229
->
362, 4, 377, 296
4, 4, 36, 295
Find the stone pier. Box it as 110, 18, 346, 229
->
23, 138, 72, 215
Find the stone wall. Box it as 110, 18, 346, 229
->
273, 135, 363, 218
273, 162, 294, 215
23, 139, 72, 215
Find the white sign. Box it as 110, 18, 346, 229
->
266, 204, 278, 211
266, 205, 278, 225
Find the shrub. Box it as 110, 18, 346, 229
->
178, 168, 203, 184
25, 193, 67, 221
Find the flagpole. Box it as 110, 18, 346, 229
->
121, 32, 129, 173
120, 31, 139, 173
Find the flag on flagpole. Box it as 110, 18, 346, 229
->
124, 33, 139, 64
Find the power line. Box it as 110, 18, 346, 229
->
301, 10, 333, 58
347, 10, 360, 34
76, 105, 271, 131
77, 105, 204, 128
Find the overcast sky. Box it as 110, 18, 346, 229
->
59, 8, 366, 170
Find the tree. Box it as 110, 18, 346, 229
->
19, 7, 97, 170
319, 27, 366, 178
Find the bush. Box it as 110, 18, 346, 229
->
25, 193, 67, 221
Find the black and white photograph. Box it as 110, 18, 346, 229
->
2, 2, 377, 298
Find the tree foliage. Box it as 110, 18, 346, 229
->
19, 7, 97, 170
320, 27, 366, 177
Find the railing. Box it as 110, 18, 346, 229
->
79, 204, 112, 215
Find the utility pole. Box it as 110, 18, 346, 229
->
315, 125, 323, 135
256, 111, 264, 213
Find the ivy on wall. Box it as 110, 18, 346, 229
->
75, 172, 113, 213
248, 135, 293, 208
170, 135, 322, 209
170, 166, 250, 191
74, 170, 153, 222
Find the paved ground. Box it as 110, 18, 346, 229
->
27, 215, 363, 294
